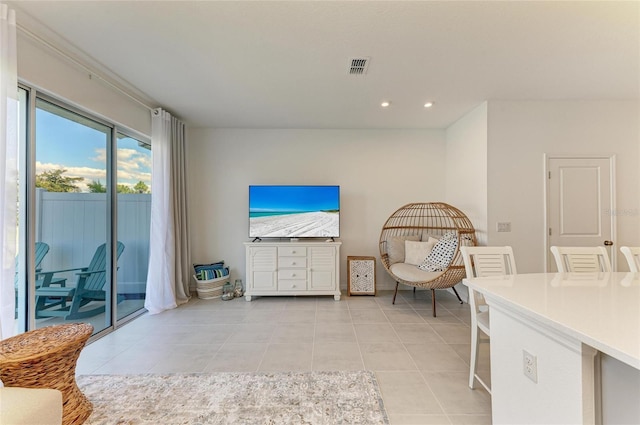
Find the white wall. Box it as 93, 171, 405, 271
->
17, 34, 151, 136
445, 102, 488, 245
486, 100, 640, 272
187, 128, 446, 291
444, 102, 488, 302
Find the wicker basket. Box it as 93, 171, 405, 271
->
193, 274, 229, 299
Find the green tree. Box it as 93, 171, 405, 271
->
117, 184, 134, 194
35, 168, 83, 192
87, 180, 106, 193
133, 181, 150, 194
88, 180, 151, 194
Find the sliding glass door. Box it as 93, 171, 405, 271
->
34, 98, 111, 333
116, 133, 151, 321
14, 86, 150, 336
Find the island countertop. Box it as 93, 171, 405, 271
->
463, 272, 640, 370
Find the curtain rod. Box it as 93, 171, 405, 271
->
17, 23, 155, 112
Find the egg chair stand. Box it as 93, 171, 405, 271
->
379, 202, 477, 316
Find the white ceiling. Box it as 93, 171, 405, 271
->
11, 1, 640, 129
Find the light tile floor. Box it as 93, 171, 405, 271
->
77, 289, 492, 425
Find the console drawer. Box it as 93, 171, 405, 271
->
278, 279, 306, 291
278, 257, 307, 268
278, 246, 306, 257
278, 269, 307, 280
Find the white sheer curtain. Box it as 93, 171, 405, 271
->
0, 3, 17, 339
144, 108, 191, 314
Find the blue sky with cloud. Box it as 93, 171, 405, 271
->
35, 106, 151, 192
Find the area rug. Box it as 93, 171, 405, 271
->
77, 371, 389, 424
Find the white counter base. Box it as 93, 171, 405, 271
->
464, 272, 640, 425
489, 301, 598, 424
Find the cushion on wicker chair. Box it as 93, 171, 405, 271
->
390, 262, 444, 282
387, 235, 420, 264
404, 237, 439, 265
418, 231, 458, 272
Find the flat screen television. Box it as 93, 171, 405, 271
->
249, 185, 340, 239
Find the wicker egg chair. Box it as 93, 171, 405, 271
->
379, 202, 477, 316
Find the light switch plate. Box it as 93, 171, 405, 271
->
497, 222, 511, 232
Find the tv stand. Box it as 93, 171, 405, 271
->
252, 237, 262, 242
244, 241, 341, 301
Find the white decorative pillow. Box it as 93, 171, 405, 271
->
404, 238, 439, 266
418, 232, 458, 272
387, 235, 420, 264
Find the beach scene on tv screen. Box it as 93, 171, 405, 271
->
249, 186, 340, 238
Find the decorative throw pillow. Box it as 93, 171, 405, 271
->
418, 232, 458, 272
387, 235, 420, 264
194, 261, 226, 280
196, 267, 229, 281
404, 238, 439, 266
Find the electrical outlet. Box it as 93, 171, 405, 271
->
497, 222, 511, 232
523, 350, 538, 383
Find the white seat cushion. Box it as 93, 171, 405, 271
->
390, 262, 444, 283
0, 387, 62, 425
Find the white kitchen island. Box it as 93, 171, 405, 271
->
463, 272, 640, 425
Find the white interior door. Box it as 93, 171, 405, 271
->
546, 156, 615, 271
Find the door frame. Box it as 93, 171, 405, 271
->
17, 84, 149, 337
543, 154, 617, 272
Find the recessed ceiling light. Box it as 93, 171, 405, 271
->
381, 101, 391, 108
424, 101, 434, 108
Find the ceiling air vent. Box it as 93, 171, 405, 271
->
348, 57, 370, 75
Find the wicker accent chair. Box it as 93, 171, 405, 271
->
379, 202, 477, 316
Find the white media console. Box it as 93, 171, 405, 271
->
244, 241, 341, 301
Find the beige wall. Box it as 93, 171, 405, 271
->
445, 102, 489, 245
486, 100, 640, 272
187, 128, 447, 290
17, 34, 151, 136
187, 100, 639, 290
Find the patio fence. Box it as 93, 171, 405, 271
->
35, 189, 151, 295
